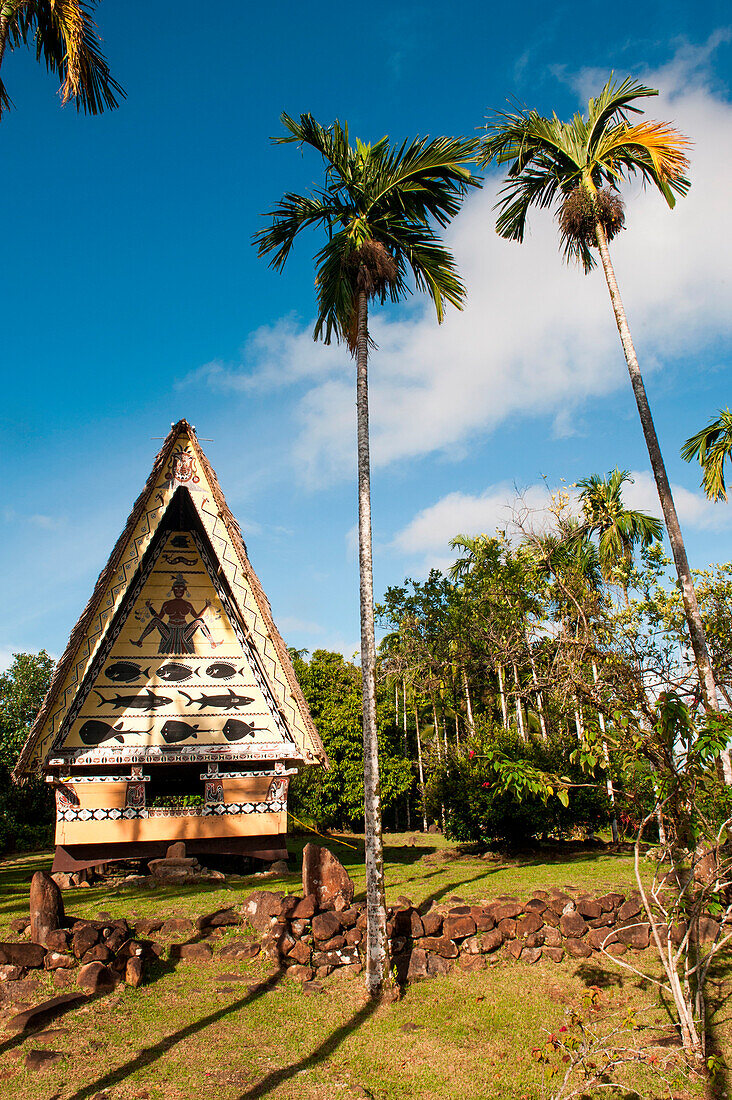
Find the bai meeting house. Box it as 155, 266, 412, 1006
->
14, 420, 326, 872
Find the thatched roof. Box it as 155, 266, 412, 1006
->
14, 420, 325, 777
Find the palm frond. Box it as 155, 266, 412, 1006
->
598, 120, 691, 207
254, 192, 340, 271
258, 114, 477, 346
585, 75, 658, 151
483, 74, 689, 264
18, 0, 124, 113
681, 408, 732, 501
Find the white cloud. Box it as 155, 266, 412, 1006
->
277, 615, 325, 636
393, 469, 730, 571
392, 482, 560, 568
3, 509, 67, 531
190, 38, 732, 489
622, 470, 732, 531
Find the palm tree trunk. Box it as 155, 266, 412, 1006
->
354, 289, 389, 996
432, 696, 446, 830
574, 699, 584, 740
402, 679, 411, 830
592, 660, 619, 844
414, 704, 427, 831
524, 625, 548, 739
593, 213, 732, 785
496, 664, 508, 729
513, 663, 526, 741
462, 667, 475, 737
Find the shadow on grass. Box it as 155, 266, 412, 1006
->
0, 992, 89, 1059
572, 961, 626, 989
233, 997, 380, 1099
62, 969, 286, 1100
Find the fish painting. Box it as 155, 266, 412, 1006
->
94, 689, 172, 711
160, 720, 199, 743
206, 662, 245, 680
180, 689, 254, 711
170, 535, 190, 548
78, 720, 149, 746
105, 661, 149, 683
157, 662, 195, 682
222, 718, 260, 741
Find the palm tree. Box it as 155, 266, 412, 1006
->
576, 468, 662, 589
478, 77, 725, 745
681, 408, 732, 502
256, 114, 478, 997
0, 1, 122, 116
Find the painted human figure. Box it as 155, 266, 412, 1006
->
132, 575, 221, 653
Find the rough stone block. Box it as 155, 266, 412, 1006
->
458, 954, 486, 972
30, 871, 65, 947
543, 926, 562, 948
421, 936, 458, 958
598, 892, 625, 912
0, 942, 45, 969
134, 918, 164, 936
479, 930, 503, 953
72, 926, 100, 959
44, 952, 76, 970
44, 929, 70, 952
421, 911, 443, 936
125, 956, 144, 987
81, 945, 112, 965
218, 939, 260, 961
312, 912, 342, 941
170, 942, 213, 962
5, 993, 86, 1034
196, 908, 240, 931
516, 912, 544, 938
287, 964, 314, 982
564, 939, 592, 959
492, 902, 523, 921
576, 897, 602, 920
287, 940, 312, 966
301, 843, 355, 910
617, 898, 642, 921
559, 912, 588, 938
443, 915, 476, 940
291, 894, 317, 919
615, 923, 650, 949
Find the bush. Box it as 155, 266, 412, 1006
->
289, 649, 412, 830
0, 652, 55, 855
426, 721, 611, 845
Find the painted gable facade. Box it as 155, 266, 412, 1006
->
16, 422, 325, 870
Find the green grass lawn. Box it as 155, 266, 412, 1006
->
0, 833, 728, 1100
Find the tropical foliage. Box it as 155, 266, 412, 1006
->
682, 407, 732, 502
0, 651, 54, 853
0, 0, 123, 116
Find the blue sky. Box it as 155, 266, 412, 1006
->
1, 1, 731, 666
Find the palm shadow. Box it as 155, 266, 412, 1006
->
62, 969, 286, 1100
233, 997, 380, 1099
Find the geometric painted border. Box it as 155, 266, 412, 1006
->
56, 798, 287, 821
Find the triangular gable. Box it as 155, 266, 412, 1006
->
15, 421, 325, 776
